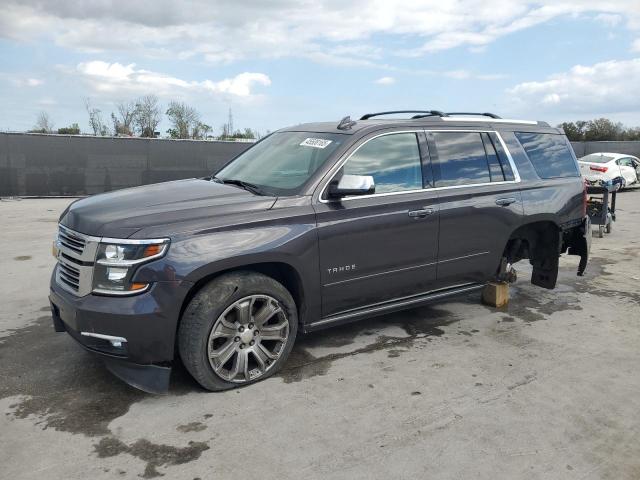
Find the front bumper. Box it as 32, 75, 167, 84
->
49, 269, 193, 394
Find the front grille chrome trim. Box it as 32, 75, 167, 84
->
54, 225, 100, 297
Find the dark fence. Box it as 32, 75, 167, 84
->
571, 141, 640, 158
0, 133, 252, 196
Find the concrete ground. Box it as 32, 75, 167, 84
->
1, 192, 639, 480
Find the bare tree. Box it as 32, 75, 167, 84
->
33, 111, 54, 133
134, 95, 161, 137
84, 98, 109, 136
111, 101, 137, 136
165, 101, 201, 139
192, 122, 212, 140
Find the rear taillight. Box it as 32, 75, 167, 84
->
590, 165, 608, 173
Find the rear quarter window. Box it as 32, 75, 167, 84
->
515, 132, 579, 179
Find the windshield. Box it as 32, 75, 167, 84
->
215, 132, 345, 196
580, 154, 614, 164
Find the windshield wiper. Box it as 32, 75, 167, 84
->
212, 177, 265, 196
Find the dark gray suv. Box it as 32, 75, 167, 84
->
49, 111, 590, 393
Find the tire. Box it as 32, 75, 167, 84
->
606, 219, 612, 234
178, 271, 298, 391
598, 225, 604, 238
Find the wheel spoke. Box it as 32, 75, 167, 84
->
260, 320, 288, 341
253, 301, 281, 326
252, 347, 269, 372
210, 340, 237, 370
229, 350, 249, 381
210, 322, 236, 340
256, 342, 277, 360
236, 298, 253, 325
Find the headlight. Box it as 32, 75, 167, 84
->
92, 238, 169, 295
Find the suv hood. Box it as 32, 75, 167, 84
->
59, 178, 277, 238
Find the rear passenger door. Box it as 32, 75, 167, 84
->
429, 131, 523, 287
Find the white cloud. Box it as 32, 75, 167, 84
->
633, 38, 640, 52
1, 1, 639, 64
8, 77, 44, 87
75, 61, 270, 98
594, 13, 622, 27
375, 76, 395, 85
507, 58, 640, 114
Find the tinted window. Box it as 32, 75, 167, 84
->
488, 132, 515, 181
343, 133, 422, 194
515, 132, 579, 178
481, 133, 505, 182
432, 132, 491, 187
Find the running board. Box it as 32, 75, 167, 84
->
306, 283, 484, 332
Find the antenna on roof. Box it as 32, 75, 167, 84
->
337, 116, 357, 130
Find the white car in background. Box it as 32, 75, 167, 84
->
579, 152, 640, 189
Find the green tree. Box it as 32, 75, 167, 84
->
558, 121, 587, 141
57, 123, 80, 135
584, 118, 623, 141
166, 101, 199, 139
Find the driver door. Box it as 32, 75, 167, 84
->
313, 131, 440, 318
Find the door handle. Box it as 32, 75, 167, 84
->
495, 197, 517, 207
408, 207, 436, 218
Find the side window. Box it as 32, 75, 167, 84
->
514, 132, 579, 179
481, 133, 505, 182
619, 158, 632, 167
431, 132, 491, 187
488, 132, 515, 181
343, 133, 423, 194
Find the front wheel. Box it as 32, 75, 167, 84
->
178, 271, 298, 391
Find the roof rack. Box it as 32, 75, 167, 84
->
360, 110, 447, 120
357, 110, 546, 125
337, 116, 357, 130
446, 112, 501, 119
412, 111, 502, 119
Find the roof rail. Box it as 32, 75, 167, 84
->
444, 112, 501, 119
360, 110, 447, 120
337, 116, 357, 130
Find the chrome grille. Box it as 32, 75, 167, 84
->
57, 258, 81, 291
54, 225, 100, 297
58, 228, 87, 255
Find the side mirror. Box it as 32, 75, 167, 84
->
328, 174, 375, 198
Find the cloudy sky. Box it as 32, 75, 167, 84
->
1, 0, 639, 135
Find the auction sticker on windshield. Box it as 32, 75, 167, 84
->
300, 138, 333, 149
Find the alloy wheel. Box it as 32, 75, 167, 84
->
207, 295, 289, 383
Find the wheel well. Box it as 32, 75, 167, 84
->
502, 221, 561, 267
178, 262, 306, 328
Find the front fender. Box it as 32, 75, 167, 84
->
134, 223, 322, 324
